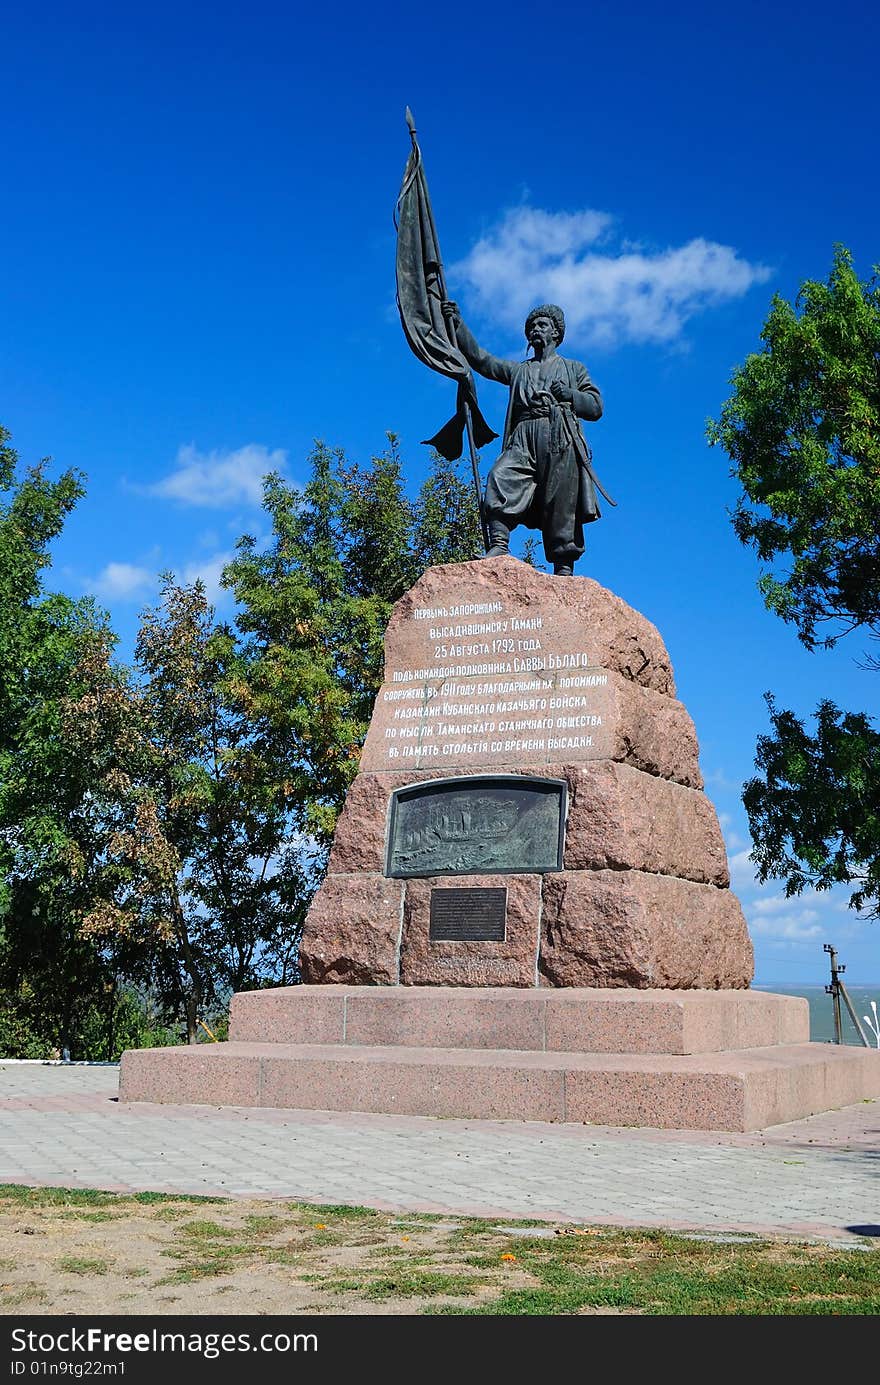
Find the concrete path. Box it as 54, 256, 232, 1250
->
1, 1062, 878, 1245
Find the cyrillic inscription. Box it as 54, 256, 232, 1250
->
428, 887, 507, 941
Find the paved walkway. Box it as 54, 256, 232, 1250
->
1, 1063, 878, 1245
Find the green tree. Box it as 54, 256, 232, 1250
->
708, 245, 880, 651
223, 448, 368, 851
708, 247, 880, 917
223, 441, 423, 850
0, 426, 125, 1055
137, 579, 310, 1019
743, 697, 880, 917
340, 434, 418, 602
74, 578, 313, 1043
412, 450, 483, 569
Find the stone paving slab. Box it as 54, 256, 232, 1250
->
0, 1063, 878, 1245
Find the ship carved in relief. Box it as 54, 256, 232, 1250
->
400, 796, 519, 855
387, 778, 566, 878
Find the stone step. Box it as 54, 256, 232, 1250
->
118, 1039, 880, 1132
228, 985, 809, 1056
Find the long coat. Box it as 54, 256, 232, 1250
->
454, 321, 606, 526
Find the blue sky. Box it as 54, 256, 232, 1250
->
3, 0, 879, 984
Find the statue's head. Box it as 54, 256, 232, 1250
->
525, 304, 565, 347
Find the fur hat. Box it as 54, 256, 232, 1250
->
524, 304, 565, 346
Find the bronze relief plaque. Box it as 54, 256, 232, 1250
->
386, 775, 566, 878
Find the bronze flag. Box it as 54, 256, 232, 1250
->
394, 115, 497, 462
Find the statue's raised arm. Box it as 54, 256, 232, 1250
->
442, 302, 517, 386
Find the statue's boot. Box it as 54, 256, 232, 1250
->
485, 520, 510, 558
553, 562, 574, 576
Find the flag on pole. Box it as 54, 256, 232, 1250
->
394, 115, 497, 462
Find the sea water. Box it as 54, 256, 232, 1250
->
754, 983, 880, 1046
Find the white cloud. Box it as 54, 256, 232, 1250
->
180, 551, 235, 608
729, 848, 758, 890
751, 895, 808, 916
90, 562, 155, 601
747, 904, 823, 941
739, 882, 871, 944
718, 813, 749, 854
728, 854, 829, 938
451, 206, 771, 349
704, 768, 742, 793
147, 443, 287, 508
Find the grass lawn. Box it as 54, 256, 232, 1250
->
0, 1185, 877, 1316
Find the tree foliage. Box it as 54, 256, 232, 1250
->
708, 245, 880, 651
223, 445, 388, 849
68, 579, 312, 1042
412, 449, 483, 570
744, 696, 880, 917
0, 427, 125, 1054
708, 248, 880, 919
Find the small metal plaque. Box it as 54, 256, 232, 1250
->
429, 887, 507, 941
386, 775, 566, 878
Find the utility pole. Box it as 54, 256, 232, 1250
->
824, 943, 870, 1046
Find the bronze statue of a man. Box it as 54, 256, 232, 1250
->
442, 301, 607, 576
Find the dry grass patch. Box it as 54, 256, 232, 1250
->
0, 1186, 876, 1316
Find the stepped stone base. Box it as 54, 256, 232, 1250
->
227, 985, 807, 1053
118, 987, 880, 1132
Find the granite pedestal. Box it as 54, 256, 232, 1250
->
119, 986, 880, 1131
119, 560, 880, 1131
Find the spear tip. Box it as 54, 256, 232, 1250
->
405, 106, 416, 134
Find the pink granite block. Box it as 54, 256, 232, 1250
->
118, 1036, 880, 1130
560, 1046, 880, 1131
715, 991, 809, 1050
544, 990, 690, 1054
383, 558, 675, 694
325, 774, 391, 875
828, 1046, 880, 1106
540, 869, 753, 989
119, 1045, 262, 1106
563, 1064, 747, 1130
259, 1044, 567, 1121
400, 874, 541, 987
299, 876, 404, 985
614, 679, 702, 789
546, 989, 806, 1056
741, 1044, 880, 1128
332, 757, 724, 883
228, 987, 347, 1044
359, 672, 703, 785
562, 762, 728, 884
224, 986, 809, 1056
736, 1050, 820, 1131
356, 558, 713, 783
344, 985, 547, 1050
328, 764, 571, 876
